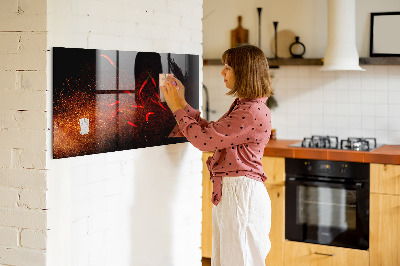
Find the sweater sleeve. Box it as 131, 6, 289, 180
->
168, 103, 211, 137
172, 105, 257, 152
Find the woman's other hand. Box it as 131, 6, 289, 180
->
161, 77, 186, 113
168, 75, 187, 108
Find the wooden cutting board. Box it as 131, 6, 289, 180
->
231, 16, 249, 48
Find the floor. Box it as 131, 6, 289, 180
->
202, 257, 211, 266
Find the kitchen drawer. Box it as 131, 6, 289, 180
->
284, 240, 369, 266
370, 163, 400, 195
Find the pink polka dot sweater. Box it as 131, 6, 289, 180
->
170, 97, 272, 206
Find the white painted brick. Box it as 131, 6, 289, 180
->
180, 16, 202, 30
0, 247, 45, 266
0, 33, 47, 71
16, 70, 47, 91
0, 129, 46, 150
151, 11, 180, 27
0, 169, 47, 189
1, 110, 47, 131
0, 227, 19, 247
0, 149, 11, 169
19, 0, 47, 15
0, 33, 20, 54
0, 90, 46, 111
0, 208, 46, 230
87, 33, 124, 51
0, 71, 15, 90
87, 212, 109, 234
20, 150, 46, 170
19, 189, 46, 209
0, 187, 19, 208
20, 229, 46, 250
0, 13, 46, 32
0, 0, 18, 13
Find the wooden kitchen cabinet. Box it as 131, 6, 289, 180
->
370, 163, 400, 266
201, 154, 286, 265
261, 156, 285, 266
370, 163, 400, 195
264, 184, 285, 266
284, 241, 369, 266
202, 152, 213, 258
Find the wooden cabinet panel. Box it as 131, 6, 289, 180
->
264, 184, 285, 266
370, 193, 400, 266
262, 156, 285, 185
284, 241, 369, 266
370, 163, 400, 195
202, 152, 213, 258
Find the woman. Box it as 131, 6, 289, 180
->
161, 44, 273, 266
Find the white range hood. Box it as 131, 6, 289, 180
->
320, 0, 365, 71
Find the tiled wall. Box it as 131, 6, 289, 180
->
203, 65, 400, 144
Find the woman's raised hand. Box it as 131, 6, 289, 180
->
161, 75, 186, 113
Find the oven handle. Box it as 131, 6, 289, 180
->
286, 177, 364, 189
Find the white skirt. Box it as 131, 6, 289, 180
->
212, 176, 271, 266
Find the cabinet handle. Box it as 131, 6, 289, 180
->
314, 252, 335, 257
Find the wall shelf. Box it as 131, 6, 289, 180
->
203, 57, 400, 67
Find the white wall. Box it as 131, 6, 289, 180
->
46, 1, 203, 266
203, 0, 400, 145
0, 0, 48, 265
203, 0, 400, 58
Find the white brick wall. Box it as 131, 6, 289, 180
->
46, 1, 203, 266
0, 0, 48, 265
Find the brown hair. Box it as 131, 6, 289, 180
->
221, 44, 273, 99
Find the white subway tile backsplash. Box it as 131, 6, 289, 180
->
362, 116, 375, 130
375, 117, 389, 130
204, 65, 400, 144
374, 130, 389, 144
285, 66, 298, 77
361, 103, 375, 117
388, 75, 400, 91
374, 65, 388, 77
374, 77, 388, 91
374, 90, 388, 104
286, 77, 299, 89
336, 115, 348, 129
388, 91, 400, 104
349, 128, 362, 137
389, 117, 400, 131
348, 91, 362, 104
375, 104, 389, 117
323, 103, 336, 116
388, 104, 400, 117
361, 90, 375, 104
388, 131, 400, 143
388, 65, 400, 76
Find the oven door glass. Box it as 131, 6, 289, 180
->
298, 185, 356, 240
286, 180, 369, 250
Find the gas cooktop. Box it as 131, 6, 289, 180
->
289, 135, 383, 151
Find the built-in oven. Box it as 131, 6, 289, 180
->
285, 158, 369, 250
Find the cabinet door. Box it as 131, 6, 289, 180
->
284, 241, 369, 266
264, 184, 284, 266
370, 193, 400, 266
370, 163, 400, 195
202, 152, 213, 258
261, 156, 285, 185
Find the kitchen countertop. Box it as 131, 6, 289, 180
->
263, 139, 400, 165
